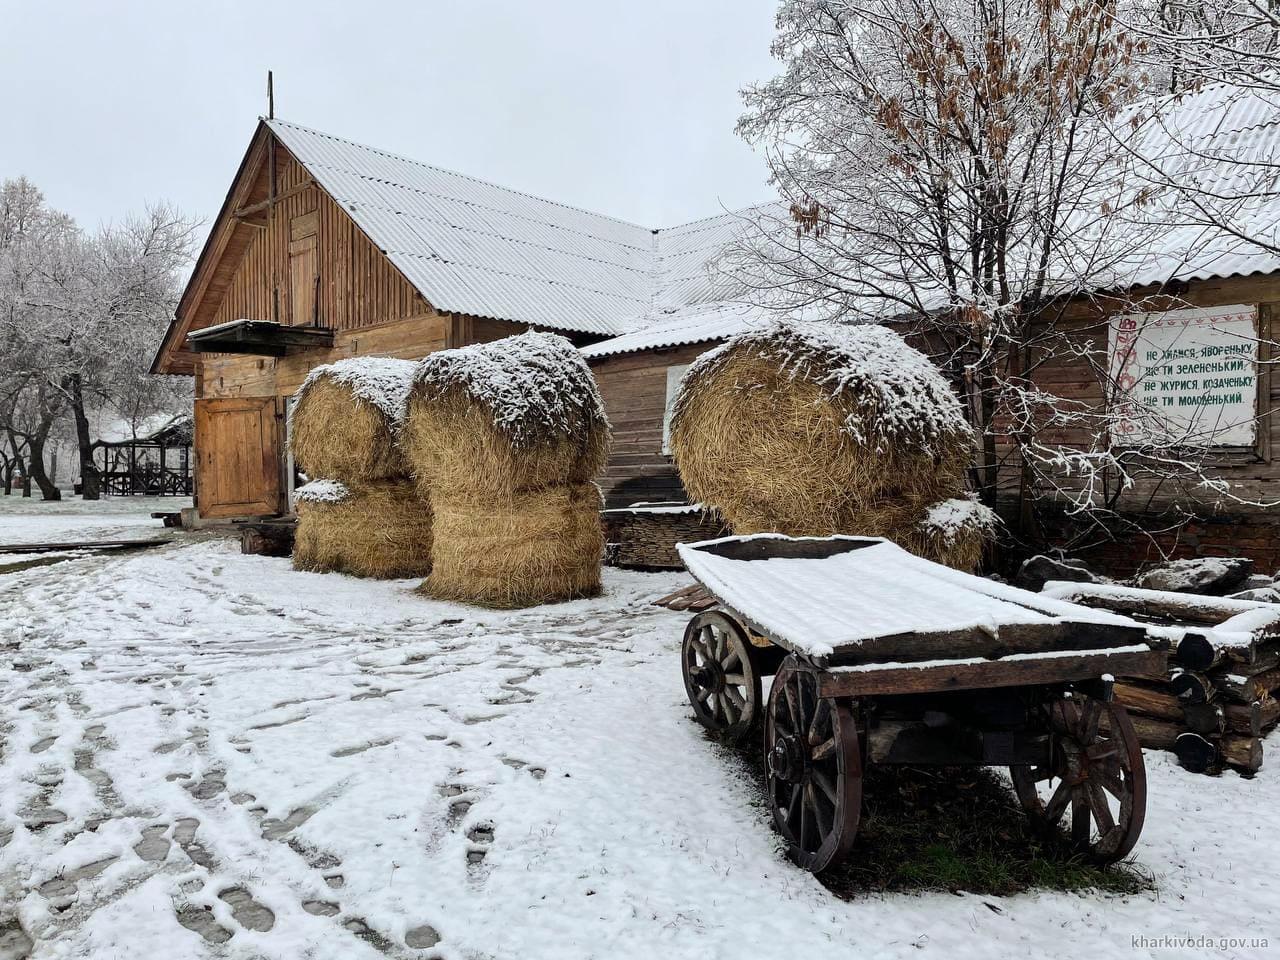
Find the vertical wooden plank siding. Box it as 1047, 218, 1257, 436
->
589, 342, 714, 507
200, 145, 428, 335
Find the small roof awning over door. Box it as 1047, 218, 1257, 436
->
186, 319, 335, 357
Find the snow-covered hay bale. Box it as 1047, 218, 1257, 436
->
293, 478, 433, 579
290, 357, 418, 482
422, 483, 604, 608
402, 331, 610, 496
670, 320, 979, 563
902, 497, 1000, 571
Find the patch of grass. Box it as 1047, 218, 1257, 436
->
717, 735, 1154, 898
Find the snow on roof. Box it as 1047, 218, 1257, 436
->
412, 330, 609, 445
268, 120, 765, 337
97, 413, 192, 445
580, 300, 777, 358
677, 535, 1128, 657
297, 356, 418, 424
268, 82, 1280, 356
1092, 82, 1280, 291
681, 319, 973, 455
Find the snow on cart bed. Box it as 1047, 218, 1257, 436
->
677, 535, 1132, 658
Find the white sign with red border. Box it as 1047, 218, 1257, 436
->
1109, 303, 1258, 447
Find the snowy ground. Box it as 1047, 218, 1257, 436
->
0, 499, 1277, 959
0, 494, 190, 548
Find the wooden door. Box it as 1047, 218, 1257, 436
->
289, 211, 319, 326
193, 397, 282, 519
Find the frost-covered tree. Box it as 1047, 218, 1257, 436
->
732, 0, 1278, 551
0, 178, 196, 500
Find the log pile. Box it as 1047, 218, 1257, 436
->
1043, 581, 1279, 775
601, 504, 728, 570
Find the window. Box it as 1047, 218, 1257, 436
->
662, 364, 690, 454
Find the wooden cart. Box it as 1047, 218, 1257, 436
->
673, 535, 1170, 873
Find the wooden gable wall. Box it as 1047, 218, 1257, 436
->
200, 143, 429, 334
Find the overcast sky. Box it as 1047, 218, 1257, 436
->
1, 0, 780, 234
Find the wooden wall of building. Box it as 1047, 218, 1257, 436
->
198, 145, 430, 336
590, 341, 711, 507
999, 274, 1280, 515
197, 313, 454, 400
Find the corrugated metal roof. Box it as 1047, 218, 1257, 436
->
268, 120, 766, 336
1099, 83, 1280, 290
581, 300, 776, 358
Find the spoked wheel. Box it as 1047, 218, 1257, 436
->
681, 611, 762, 741
764, 658, 862, 873
1010, 694, 1146, 863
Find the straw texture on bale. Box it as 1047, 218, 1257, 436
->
902, 497, 1001, 571
402, 331, 610, 496
290, 357, 418, 482
671, 320, 984, 567
421, 483, 604, 608
293, 478, 433, 579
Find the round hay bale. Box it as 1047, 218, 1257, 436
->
421, 482, 604, 608
402, 331, 610, 497
290, 357, 418, 482
901, 497, 1000, 572
670, 320, 976, 546
293, 478, 433, 579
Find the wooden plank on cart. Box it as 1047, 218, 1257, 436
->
817, 620, 1147, 668
817, 645, 1167, 698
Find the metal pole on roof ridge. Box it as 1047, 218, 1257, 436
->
267, 70, 275, 120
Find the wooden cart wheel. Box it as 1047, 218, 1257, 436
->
681, 611, 762, 741
1010, 694, 1146, 863
764, 658, 862, 873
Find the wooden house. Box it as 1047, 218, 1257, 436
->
151, 118, 767, 518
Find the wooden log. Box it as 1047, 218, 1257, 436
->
1221, 735, 1264, 773
1127, 714, 1182, 750
1047, 584, 1269, 625
1113, 681, 1183, 721
1213, 665, 1280, 704
1248, 695, 1280, 733
239, 522, 294, 558
1222, 701, 1265, 737
1172, 732, 1264, 774
817, 646, 1167, 698
1174, 633, 1223, 670
1170, 670, 1216, 704
1181, 702, 1227, 735
1174, 733, 1218, 772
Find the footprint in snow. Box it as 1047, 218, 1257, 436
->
217, 887, 275, 932
133, 824, 171, 863
175, 903, 231, 945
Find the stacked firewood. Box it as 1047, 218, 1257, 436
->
601, 504, 728, 570
1041, 581, 1279, 775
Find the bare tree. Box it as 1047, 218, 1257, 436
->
0, 178, 196, 500
731, 0, 1278, 552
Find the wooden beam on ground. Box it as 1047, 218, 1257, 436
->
0, 538, 172, 555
